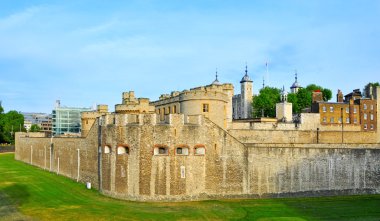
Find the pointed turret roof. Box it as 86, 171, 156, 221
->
290, 71, 301, 89
211, 69, 221, 85
240, 65, 253, 83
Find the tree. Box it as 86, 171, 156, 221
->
305, 84, 332, 101
287, 93, 299, 113
252, 87, 281, 118
364, 82, 380, 98
30, 124, 41, 132
367, 82, 380, 87
288, 84, 332, 113
295, 88, 312, 113
0, 110, 25, 144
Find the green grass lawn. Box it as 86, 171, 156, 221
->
1, 152, 379, 221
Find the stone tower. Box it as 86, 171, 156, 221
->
240, 65, 253, 118
276, 86, 292, 122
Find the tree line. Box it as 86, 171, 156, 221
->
252, 84, 332, 118
252, 82, 379, 118
0, 102, 26, 144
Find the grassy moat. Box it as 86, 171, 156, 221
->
0, 153, 379, 221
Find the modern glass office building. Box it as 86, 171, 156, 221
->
52, 100, 92, 136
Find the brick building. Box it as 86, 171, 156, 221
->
311, 89, 377, 131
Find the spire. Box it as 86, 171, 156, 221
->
240, 64, 253, 83
290, 69, 301, 92
211, 68, 221, 85
281, 85, 288, 102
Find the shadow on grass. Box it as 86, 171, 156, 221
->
0, 184, 33, 220
1, 183, 30, 205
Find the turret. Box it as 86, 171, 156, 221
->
290, 71, 302, 93
240, 65, 253, 118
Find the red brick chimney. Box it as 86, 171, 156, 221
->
312, 90, 323, 103
337, 89, 344, 102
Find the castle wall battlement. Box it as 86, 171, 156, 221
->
100, 113, 203, 127
15, 114, 380, 201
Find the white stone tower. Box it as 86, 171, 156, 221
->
240, 65, 253, 118
276, 86, 293, 122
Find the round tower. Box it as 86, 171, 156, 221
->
240, 65, 253, 118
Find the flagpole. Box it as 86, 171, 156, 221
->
265, 61, 269, 86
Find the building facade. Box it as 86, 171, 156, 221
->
311, 89, 377, 131
21, 112, 52, 136
52, 100, 92, 136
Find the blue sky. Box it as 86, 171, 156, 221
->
0, 0, 379, 113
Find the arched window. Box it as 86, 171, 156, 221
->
154, 145, 169, 156
117, 146, 129, 155
194, 144, 205, 155
104, 146, 111, 154
176, 145, 189, 155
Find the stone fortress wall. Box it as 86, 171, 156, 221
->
14, 71, 380, 201
15, 110, 380, 201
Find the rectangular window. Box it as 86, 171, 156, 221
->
346, 107, 349, 113
370, 114, 374, 120
322, 106, 326, 112
159, 148, 166, 154
346, 117, 350, 123
323, 117, 327, 123
330, 117, 334, 123
168, 106, 171, 114
176, 148, 182, 154
173, 105, 177, 113
364, 104, 367, 110
338, 117, 342, 123
364, 124, 367, 130
370, 124, 374, 130
364, 113, 367, 120
371, 105, 374, 110
195, 147, 205, 155
354, 107, 357, 113
330, 106, 334, 112
354, 118, 357, 124
202, 104, 209, 112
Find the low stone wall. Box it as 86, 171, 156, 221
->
229, 129, 378, 144
15, 122, 100, 190
246, 145, 380, 197
0, 146, 15, 153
